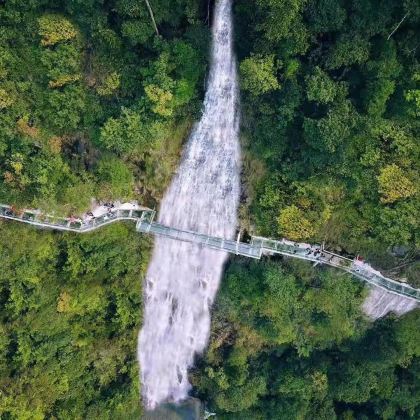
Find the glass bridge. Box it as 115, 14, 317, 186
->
1, 203, 419, 302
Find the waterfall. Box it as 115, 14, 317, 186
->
363, 286, 418, 320
138, 0, 240, 409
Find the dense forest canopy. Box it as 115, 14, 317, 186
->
0, 0, 419, 418
236, 0, 420, 278
192, 259, 419, 418
0, 0, 209, 211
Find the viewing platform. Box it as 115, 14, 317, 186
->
0, 203, 419, 302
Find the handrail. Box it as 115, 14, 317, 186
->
0, 204, 150, 233
253, 236, 419, 301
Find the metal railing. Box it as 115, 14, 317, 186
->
136, 221, 262, 259
252, 236, 419, 301
0, 204, 155, 233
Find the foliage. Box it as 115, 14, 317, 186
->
377, 164, 417, 203
38, 14, 78, 46
0, 0, 209, 416
0, 222, 151, 418
0, 0, 209, 210
236, 0, 420, 269
240, 55, 280, 96
306, 67, 347, 104
100, 108, 148, 155
0, 0, 419, 418
96, 156, 134, 199
193, 260, 420, 418
97, 72, 121, 97
209, 5, 420, 415
277, 205, 315, 240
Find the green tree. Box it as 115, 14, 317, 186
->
121, 19, 154, 45
277, 205, 315, 240
97, 72, 121, 96
44, 84, 86, 130
96, 156, 134, 199
405, 72, 420, 117
306, 0, 346, 32
326, 35, 370, 69
303, 100, 356, 155
377, 164, 416, 203
0, 87, 14, 109
100, 108, 148, 154
38, 14, 78, 46
306, 67, 347, 104
240, 55, 280, 96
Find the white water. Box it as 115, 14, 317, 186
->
363, 286, 418, 320
138, 0, 240, 409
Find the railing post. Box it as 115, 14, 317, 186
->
149, 210, 156, 224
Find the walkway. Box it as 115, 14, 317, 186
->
1, 203, 419, 302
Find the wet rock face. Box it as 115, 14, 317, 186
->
363, 286, 418, 320
138, 0, 240, 409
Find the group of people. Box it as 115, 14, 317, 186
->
304, 247, 327, 259
285, 243, 336, 263
65, 202, 118, 226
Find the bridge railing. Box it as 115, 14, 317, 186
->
349, 263, 419, 300
0, 204, 154, 233
136, 220, 262, 259
252, 235, 419, 301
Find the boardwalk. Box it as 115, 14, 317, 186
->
1, 203, 419, 302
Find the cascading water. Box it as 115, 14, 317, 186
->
138, 0, 240, 409
363, 286, 418, 320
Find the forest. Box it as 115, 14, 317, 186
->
0, 0, 419, 418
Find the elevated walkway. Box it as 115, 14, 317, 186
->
251, 236, 419, 301
136, 220, 262, 259
0, 203, 155, 233
1, 203, 419, 302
